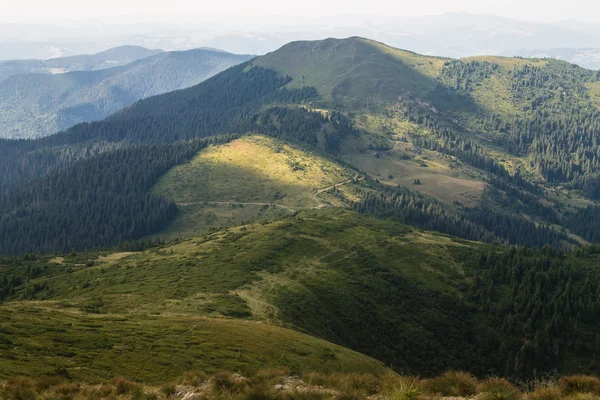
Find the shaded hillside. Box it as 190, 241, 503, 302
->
0, 49, 253, 139
4, 209, 600, 379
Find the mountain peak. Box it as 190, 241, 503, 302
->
252, 37, 448, 109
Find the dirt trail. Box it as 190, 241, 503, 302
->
177, 201, 296, 212
176, 175, 363, 211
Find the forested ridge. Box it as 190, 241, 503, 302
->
0, 63, 354, 253
438, 59, 600, 197
3, 38, 600, 254
352, 180, 573, 248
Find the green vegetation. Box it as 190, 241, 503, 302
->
0, 49, 252, 139
4, 210, 600, 380
3, 37, 600, 253
151, 135, 353, 236
0, 304, 385, 383
4, 369, 600, 400
4, 38, 600, 386
253, 37, 448, 110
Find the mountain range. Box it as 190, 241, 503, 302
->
0, 47, 253, 139
3, 13, 600, 69
0, 45, 163, 82
3, 36, 600, 385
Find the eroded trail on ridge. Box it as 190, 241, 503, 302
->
176, 175, 363, 211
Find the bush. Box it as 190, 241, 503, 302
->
211, 372, 247, 395
285, 389, 328, 400
1, 377, 37, 400
161, 384, 177, 397
560, 375, 600, 395
303, 372, 329, 387
422, 371, 477, 397
253, 368, 290, 385
34, 376, 68, 391
380, 376, 420, 400
529, 386, 562, 400
112, 377, 143, 397
243, 382, 279, 400
181, 370, 208, 386
479, 378, 521, 400
337, 389, 368, 400
44, 382, 80, 399
327, 373, 381, 395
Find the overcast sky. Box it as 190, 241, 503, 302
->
1, 0, 600, 24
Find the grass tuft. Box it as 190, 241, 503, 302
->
479, 377, 521, 400
560, 375, 600, 395
422, 370, 477, 397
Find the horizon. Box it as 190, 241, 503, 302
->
1, 5, 600, 26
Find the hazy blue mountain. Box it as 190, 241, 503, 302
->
0, 45, 163, 82
502, 47, 600, 70
4, 14, 600, 64
0, 49, 253, 139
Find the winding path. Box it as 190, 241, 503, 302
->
176, 175, 364, 212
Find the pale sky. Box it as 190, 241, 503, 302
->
1, 0, 600, 24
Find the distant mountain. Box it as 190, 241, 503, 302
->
0, 49, 253, 139
4, 14, 600, 69
0, 45, 163, 82
502, 47, 600, 70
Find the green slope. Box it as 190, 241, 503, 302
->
253, 37, 448, 110
151, 135, 355, 239
0, 303, 387, 383
5, 210, 600, 379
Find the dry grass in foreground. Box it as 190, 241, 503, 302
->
2, 370, 600, 400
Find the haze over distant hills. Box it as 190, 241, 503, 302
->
0, 45, 163, 82
0, 48, 253, 139
3, 13, 600, 69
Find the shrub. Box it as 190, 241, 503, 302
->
252, 368, 290, 385
44, 382, 80, 399
302, 372, 329, 387
529, 386, 562, 400
2, 377, 38, 400
563, 394, 600, 400
337, 389, 368, 400
479, 378, 521, 400
212, 372, 237, 392
211, 372, 247, 396
34, 376, 68, 391
112, 377, 144, 398
381, 376, 420, 400
285, 389, 328, 400
422, 371, 477, 397
328, 373, 381, 395
78, 384, 114, 399
560, 375, 600, 395
181, 370, 209, 386
161, 384, 177, 397
243, 382, 279, 400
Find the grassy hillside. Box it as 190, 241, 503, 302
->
152, 135, 355, 239
253, 37, 448, 110
0, 303, 386, 383
5, 209, 600, 380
